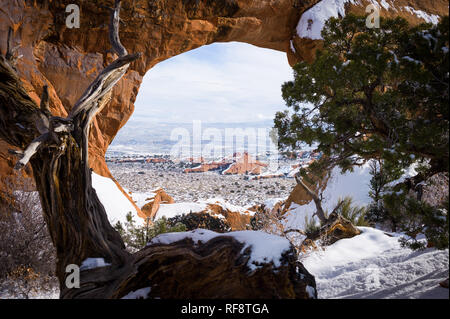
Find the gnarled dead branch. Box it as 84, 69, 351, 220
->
294, 173, 328, 224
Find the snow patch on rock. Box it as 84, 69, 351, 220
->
403, 6, 440, 24
296, 0, 358, 40
296, 0, 440, 41
152, 197, 255, 221
155, 202, 208, 219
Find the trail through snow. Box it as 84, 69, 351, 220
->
301, 227, 449, 299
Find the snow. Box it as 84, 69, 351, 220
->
149, 229, 292, 271
296, 0, 358, 40
155, 202, 208, 219
386, 161, 420, 188
403, 6, 440, 25
301, 227, 449, 298
80, 258, 111, 271
402, 56, 421, 65
129, 190, 157, 208
296, 0, 440, 41
306, 285, 317, 299
91, 172, 141, 225
377, 0, 391, 11
153, 197, 254, 220
121, 287, 152, 299
263, 197, 285, 210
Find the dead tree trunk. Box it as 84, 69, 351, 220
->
294, 173, 361, 246
1, 0, 139, 298
294, 173, 328, 224
0, 1, 316, 299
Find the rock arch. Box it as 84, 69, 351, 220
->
0, 0, 448, 299
0, 0, 448, 210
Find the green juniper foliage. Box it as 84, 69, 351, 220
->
366, 159, 402, 228
383, 191, 449, 250
168, 212, 232, 233
275, 15, 448, 176
114, 213, 186, 251
276, 15, 449, 249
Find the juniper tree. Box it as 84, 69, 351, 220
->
275, 15, 449, 177
275, 15, 449, 249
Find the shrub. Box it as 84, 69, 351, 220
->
0, 176, 58, 298
114, 213, 186, 252
168, 212, 231, 233
333, 197, 372, 227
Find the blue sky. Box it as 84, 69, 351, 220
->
132, 42, 294, 124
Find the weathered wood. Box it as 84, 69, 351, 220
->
305, 212, 361, 246
14, 133, 49, 169
113, 236, 316, 299
109, 0, 128, 57
294, 173, 328, 224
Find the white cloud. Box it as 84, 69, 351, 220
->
133, 42, 294, 123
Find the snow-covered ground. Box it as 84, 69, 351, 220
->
301, 227, 449, 299
91, 172, 141, 225
59, 162, 448, 300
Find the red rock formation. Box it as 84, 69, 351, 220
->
145, 157, 169, 163
204, 202, 253, 230
223, 152, 268, 175
186, 157, 205, 164
140, 188, 175, 220
183, 153, 268, 174
0, 0, 447, 210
